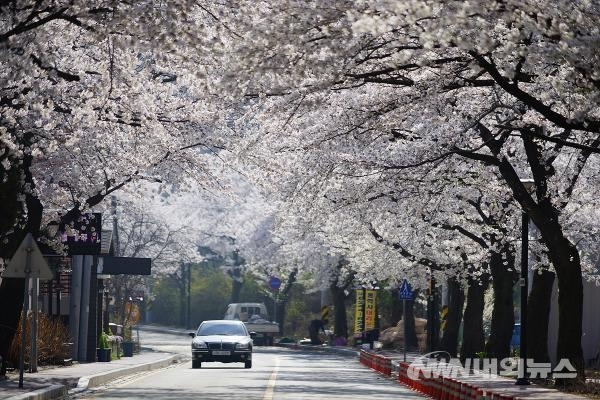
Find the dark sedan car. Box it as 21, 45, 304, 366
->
189, 320, 253, 369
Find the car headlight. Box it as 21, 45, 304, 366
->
192, 340, 207, 349
236, 342, 250, 350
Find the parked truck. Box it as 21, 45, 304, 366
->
223, 302, 279, 345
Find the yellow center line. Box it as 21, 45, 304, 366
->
263, 357, 280, 400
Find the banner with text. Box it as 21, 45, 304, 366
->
354, 289, 365, 334
365, 290, 377, 331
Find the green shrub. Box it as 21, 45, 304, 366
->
98, 331, 110, 349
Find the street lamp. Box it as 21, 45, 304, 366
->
516, 178, 535, 386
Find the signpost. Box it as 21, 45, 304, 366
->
268, 276, 281, 325
3, 233, 52, 388
398, 279, 414, 362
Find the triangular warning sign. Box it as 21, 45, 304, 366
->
398, 279, 413, 300
3, 233, 53, 280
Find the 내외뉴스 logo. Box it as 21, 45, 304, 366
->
406, 352, 577, 380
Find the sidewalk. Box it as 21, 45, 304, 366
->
276, 341, 360, 357
0, 350, 186, 400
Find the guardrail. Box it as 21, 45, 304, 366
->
361, 350, 515, 400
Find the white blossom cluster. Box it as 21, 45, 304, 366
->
2, 0, 600, 296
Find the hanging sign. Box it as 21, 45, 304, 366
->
364, 290, 377, 331
354, 289, 365, 334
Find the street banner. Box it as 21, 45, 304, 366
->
354, 289, 365, 334
365, 290, 377, 330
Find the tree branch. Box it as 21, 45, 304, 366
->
469, 51, 600, 133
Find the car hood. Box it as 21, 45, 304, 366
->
195, 335, 250, 343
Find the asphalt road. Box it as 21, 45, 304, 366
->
72, 328, 426, 400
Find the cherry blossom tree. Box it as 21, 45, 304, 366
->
0, 1, 233, 373
1, 0, 598, 384
204, 0, 600, 381
106, 193, 203, 328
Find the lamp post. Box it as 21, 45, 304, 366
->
516, 178, 534, 386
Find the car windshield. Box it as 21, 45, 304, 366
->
197, 323, 247, 336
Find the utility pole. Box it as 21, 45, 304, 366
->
187, 263, 191, 330
111, 196, 120, 256
180, 261, 186, 327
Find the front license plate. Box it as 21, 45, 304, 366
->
212, 350, 230, 356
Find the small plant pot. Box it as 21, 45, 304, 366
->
122, 342, 134, 357
97, 348, 112, 362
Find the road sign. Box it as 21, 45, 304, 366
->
320, 305, 330, 321
440, 305, 449, 332
5, 233, 53, 388
268, 276, 281, 290
3, 233, 52, 279
398, 279, 413, 300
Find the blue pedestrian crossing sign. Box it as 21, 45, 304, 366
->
398, 279, 413, 300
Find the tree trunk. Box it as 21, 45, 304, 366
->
275, 269, 298, 336
275, 300, 286, 336
476, 113, 585, 381
439, 278, 465, 357
229, 266, 243, 304
461, 274, 489, 361
390, 292, 403, 326
532, 204, 584, 383
404, 297, 418, 349
0, 278, 25, 374
0, 171, 26, 373
527, 268, 554, 364
486, 249, 517, 360
330, 283, 349, 338
550, 239, 584, 383
328, 261, 354, 339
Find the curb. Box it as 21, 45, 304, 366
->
277, 342, 359, 357
71, 353, 186, 394
7, 354, 186, 400
135, 325, 191, 336
5, 385, 67, 400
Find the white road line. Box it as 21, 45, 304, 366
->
263, 357, 280, 400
